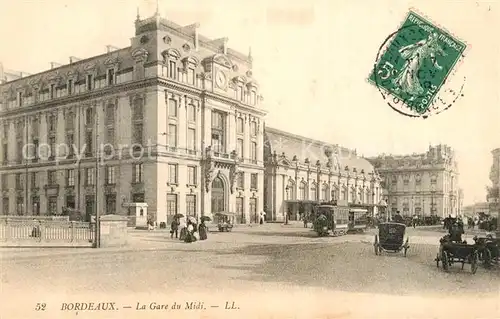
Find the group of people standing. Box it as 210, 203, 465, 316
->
170, 217, 208, 243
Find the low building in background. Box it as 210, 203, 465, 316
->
263, 127, 384, 222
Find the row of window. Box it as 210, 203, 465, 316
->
0, 164, 144, 189
285, 183, 379, 204
0, 165, 260, 190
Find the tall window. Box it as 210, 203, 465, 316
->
133, 163, 143, 183
16, 196, 24, 215
107, 69, 115, 85
237, 172, 244, 189
49, 136, 56, 159
85, 131, 93, 156
168, 164, 178, 184
48, 170, 57, 185
168, 60, 177, 79
167, 194, 177, 216
250, 142, 257, 162
48, 114, 57, 132
250, 173, 258, 190
168, 124, 177, 147
186, 195, 196, 216
85, 108, 93, 126
342, 186, 347, 201
249, 198, 257, 223
105, 104, 115, 125
105, 194, 116, 214
331, 186, 338, 200
30, 172, 38, 189
237, 139, 244, 158
2, 197, 9, 215
48, 196, 58, 215
299, 182, 306, 200
67, 79, 73, 95
350, 188, 355, 202
188, 104, 196, 122
187, 68, 195, 85
359, 188, 364, 203
237, 118, 244, 133
168, 99, 178, 117
187, 166, 197, 185
132, 98, 143, 146
236, 197, 244, 223
321, 184, 328, 201
310, 183, 317, 201
250, 122, 257, 136
66, 169, 75, 186
211, 111, 225, 153
86, 74, 93, 91
15, 173, 22, 189
85, 168, 95, 185
105, 166, 116, 185
187, 128, 196, 151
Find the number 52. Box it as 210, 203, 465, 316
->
35, 303, 46, 311
377, 61, 397, 80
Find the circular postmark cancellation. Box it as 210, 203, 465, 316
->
368, 10, 468, 118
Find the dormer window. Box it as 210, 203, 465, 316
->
17, 92, 23, 107
168, 60, 177, 79
187, 68, 195, 85
67, 79, 73, 95
86, 74, 93, 91
250, 91, 256, 105
107, 69, 115, 86
50, 84, 55, 99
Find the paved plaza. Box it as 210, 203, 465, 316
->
1, 224, 499, 319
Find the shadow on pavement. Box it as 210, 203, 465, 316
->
213, 242, 500, 296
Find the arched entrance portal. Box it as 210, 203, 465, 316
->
211, 176, 225, 214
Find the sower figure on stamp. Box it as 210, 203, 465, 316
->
393, 32, 447, 97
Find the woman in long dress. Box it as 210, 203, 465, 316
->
392, 32, 446, 97
199, 221, 208, 240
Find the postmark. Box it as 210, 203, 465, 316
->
368, 10, 468, 118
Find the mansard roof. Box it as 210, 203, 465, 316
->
264, 126, 376, 175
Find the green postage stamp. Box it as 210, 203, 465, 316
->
368, 10, 467, 116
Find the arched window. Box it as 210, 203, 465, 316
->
286, 179, 295, 200
211, 176, 225, 214
321, 184, 329, 201
359, 188, 364, 203
298, 182, 306, 200
310, 183, 317, 201
331, 185, 338, 200
341, 186, 347, 201
350, 187, 356, 203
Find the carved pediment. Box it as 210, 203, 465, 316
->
232, 75, 246, 84
83, 62, 97, 72
104, 56, 120, 67
182, 56, 199, 67
131, 48, 149, 63
162, 48, 181, 61
212, 54, 232, 68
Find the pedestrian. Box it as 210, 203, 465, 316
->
199, 220, 208, 240
412, 214, 418, 228
170, 217, 179, 239
393, 211, 404, 223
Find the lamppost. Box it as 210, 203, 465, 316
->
285, 185, 289, 225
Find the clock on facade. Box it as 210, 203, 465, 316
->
215, 70, 227, 89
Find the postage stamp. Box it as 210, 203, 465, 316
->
368, 10, 467, 117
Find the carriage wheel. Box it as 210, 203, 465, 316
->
441, 252, 449, 271
435, 253, 440, 268
471, 251, 479, 274
374, 235, 379, 255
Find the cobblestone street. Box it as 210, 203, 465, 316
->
1, 224, 499, 319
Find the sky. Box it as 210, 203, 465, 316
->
0, 0, 498, 205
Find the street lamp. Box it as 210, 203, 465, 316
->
285, 185, 290, 225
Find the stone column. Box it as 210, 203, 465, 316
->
178, 95, 187, 150
227, 110, 236, 154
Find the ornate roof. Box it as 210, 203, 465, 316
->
264, 126, 376, 174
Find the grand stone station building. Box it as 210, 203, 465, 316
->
264, 127, 384, 222
0, 10, 266, 224
367, 145, 462, 218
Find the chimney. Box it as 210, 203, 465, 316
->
194, 23, 200, 51
69, 56, 81, 64
50, 62, 62, 69
223, 37, 228, 55
106, 45, 120, 53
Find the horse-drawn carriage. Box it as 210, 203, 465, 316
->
373, 222, 410, 256
214, 212, 235, 232
473, 235, 500, 268
435, 220, 479, 274
313, 204, 349, 237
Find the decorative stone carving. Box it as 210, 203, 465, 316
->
182, 43, 191, 52
232, 65, 239, 72
83, 63, 96, 73
131, 48, 149, 64
246, 70, 253, 78
163, 36, 171, 44
204, 146, 214, 193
